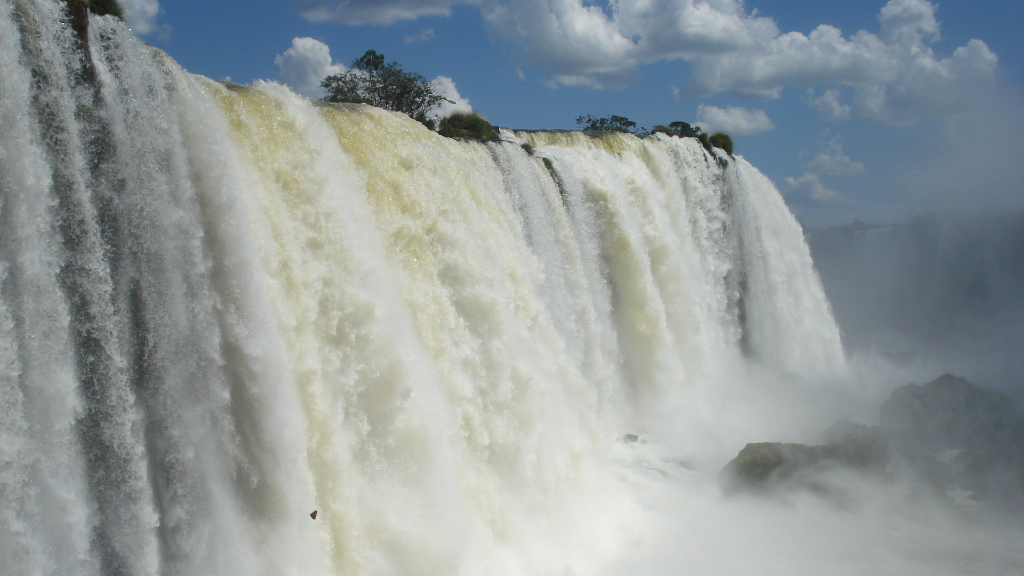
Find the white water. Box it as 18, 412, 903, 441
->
2, 2, 1021, 575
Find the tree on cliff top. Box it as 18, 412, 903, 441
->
576, 114, 646, 135
321, 50, 450, 123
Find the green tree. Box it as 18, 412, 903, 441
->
709, 132, 734, 155
576, 114, 645, 135
651, 121, 703, 139
321, 50, 450, 122
650, 120, 733, 158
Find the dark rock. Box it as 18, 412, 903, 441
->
721, 374, 1024, 507
880, 373, 1024, 502
721, 442, 816, 490
721, 434, 888, 495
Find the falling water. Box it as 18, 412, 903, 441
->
22, 2, 1019, 575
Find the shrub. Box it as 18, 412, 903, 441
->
89, 0, 123, 18
438, 112, 499, 141
651, 121, 703, 139
650, 120, 733, 159
709, 132, 734, 156
321, 50, 450, 123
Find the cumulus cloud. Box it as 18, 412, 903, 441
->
481, 0, 640, 89
694, 105, 774, 136
120, 0, 163, 35
290, 0, 998, 125
785, 133, 860, 210
299, 0, 999, 125
404, 28, 435, 43
804, 88, 852, 121
426, 75, 473, 118
272, 38, 473, 120
785, 173, 845, 203
802, 134, 864, 176
275, 37, 347, 98
685, 0, 997, 123
294, 0, 478, 25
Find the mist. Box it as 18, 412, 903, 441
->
807, 212, 1024, 399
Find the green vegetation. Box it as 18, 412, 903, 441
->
88, 0, 124, 18
437, 112, 499, 141
709, 132, 734, 156
66, 0, 124, 19
575, 114, 644, 135
576, 115, 733, 160
651, 120, 736, 158
650, 121, 702, 139
321, 50, 450, 126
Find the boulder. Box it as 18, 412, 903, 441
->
720, 374, 1024, 507
721, 426, 888, 494
880, 373, 1024, 502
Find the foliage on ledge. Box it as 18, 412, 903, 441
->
87, 0, 123, 18
709, 132, 733, 156
577, 115, 733, 160
321, 50, 451, 126
438, 112, 499, 141
576, 114, 643, 135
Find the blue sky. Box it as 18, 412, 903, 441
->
123, 0, 1023, 226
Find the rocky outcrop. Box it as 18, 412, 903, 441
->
881, 373, 1024, 502
721, 423, 888, 494
722, 374, 1024, 506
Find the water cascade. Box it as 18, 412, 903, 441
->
0, 2, 856, 575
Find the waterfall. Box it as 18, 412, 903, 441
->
0, 2, 846, 575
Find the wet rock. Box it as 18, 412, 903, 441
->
880, 373, 1024, 503
721, 374, 1024, 508
721, 430, 888, 495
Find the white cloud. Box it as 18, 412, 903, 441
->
802, 133, 863, 176
482, 0, 640, 89
290, 0, 998, 125
878, 0, 939, 45
686, 0, 997, 123
804, 88, 851, 121
427, 75, 473, 119
694, 105, 774, 136
294, 0, 477, 25
404, 28, 435, 43
120, 0, 162, 35
784, 172, 845, 203
275, 37, 347, 98
475, 0, 782, 89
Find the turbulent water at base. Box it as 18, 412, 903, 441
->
14, 2, 1022, 576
